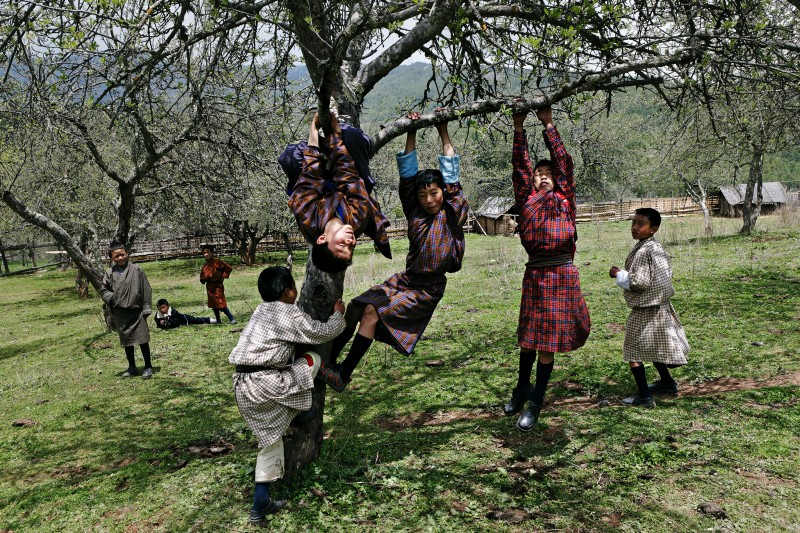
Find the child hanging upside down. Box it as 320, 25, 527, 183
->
610, 208, 689, 407
200, 244, 236, 324
229, 266, 346, 524
320, 111, 469, 392
153, 298, 216, 329
286, 112, 391, 273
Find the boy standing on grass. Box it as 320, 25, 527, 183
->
319, 111, 469, 392
229, 266, 346, 524
610, 208, 690, 407
101, 241, 154, 379
286, 112, 391, 274
200, 244, 236, 324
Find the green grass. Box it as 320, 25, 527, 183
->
2, 213, 799, 531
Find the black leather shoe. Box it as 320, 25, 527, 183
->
319, 364, 350, 393
516, 401, 541, 432
249, 499, 288, 524
503, 385, 529, 416
622, 394, 655, 408
648, 379, 678, 396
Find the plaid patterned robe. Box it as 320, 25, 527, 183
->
200, 258, 232, 309
350, 151, 469, 355
230, 301, 345, 448
513, 127, 590, 353
618, 238, 689, 365
288, 132, 391, 259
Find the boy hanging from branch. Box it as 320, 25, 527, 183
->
319, 110, 469, 391
504, 106, 591, 432
285, 112, 392, 273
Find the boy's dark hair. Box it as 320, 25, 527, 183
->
108, 240, 126, 257
533, 159, 554, 173
414, 169, 445, 192
200, 243, 215, 253
258, 266, 296, 301
635, 207, 661, 228
156, 298, 169, 307
311, 243, 351, 273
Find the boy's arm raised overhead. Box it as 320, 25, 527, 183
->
289, 113, 328, 243
397, 111, 421, 219
538, 107, 575, 213
511, 110, 534, 210
436, 118, 469, 227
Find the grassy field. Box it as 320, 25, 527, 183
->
1, 213, 799, 532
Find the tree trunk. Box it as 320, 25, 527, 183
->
75, 231, 91, 298
0, 238, 9, 274
740, 146, 764, 235
114, 181, 136, 248
283, 248, 345, 478
699, 198, 713, 238
281, 232, 293, 271
28, 240, 36, 267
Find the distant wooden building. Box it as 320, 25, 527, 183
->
714, 182, 788, 217
472, 197, 517, 235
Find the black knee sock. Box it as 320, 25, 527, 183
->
516, 350, 536, 390
124, 345, 136, 370
222, 307, 235, 321
329, 325, 356, 365
339, 334, 372, 380
140, 343, 152, 369
653, 363, 674, 385
630, 365, 650, 397
213, 309, 221, 322
530, 360, 554, 406
252, 482, 270, 512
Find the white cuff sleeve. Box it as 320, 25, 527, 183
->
615, 269, 631, 290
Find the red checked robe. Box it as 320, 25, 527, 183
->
512, 126, 591, 353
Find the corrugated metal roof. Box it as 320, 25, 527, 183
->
474, 196, 515, 219
718, 182, 787, 205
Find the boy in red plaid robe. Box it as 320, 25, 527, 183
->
288, 113, 391, 273
504, 106, 591, 432
319, 112, 469, 391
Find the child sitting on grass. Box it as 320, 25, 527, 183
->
610, 208, 690, 407
229, 266, 346, 524
153, 298, 216, 329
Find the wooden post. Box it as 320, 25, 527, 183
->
0, 238, 9, 274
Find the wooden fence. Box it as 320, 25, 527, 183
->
0, 195, 729, 268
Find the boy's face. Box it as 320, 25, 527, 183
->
417, 183, 444, 214
533, 164, 553, 192
318, 219, 356, 261
631, 214, 658, 240
202, 249, 213, 261
158, 304, 169, 315
279, 286, 298, 305
110, 248, 128, 267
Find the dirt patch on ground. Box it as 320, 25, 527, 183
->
373, 372, 800, 430
681, 371, 800, 396
374, 409, 494, 431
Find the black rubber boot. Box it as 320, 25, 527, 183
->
503, 384, 529, 416
516, 401, 541, 432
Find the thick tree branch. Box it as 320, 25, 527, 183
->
373, 48, 697, 151
2, 190, 105, 291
